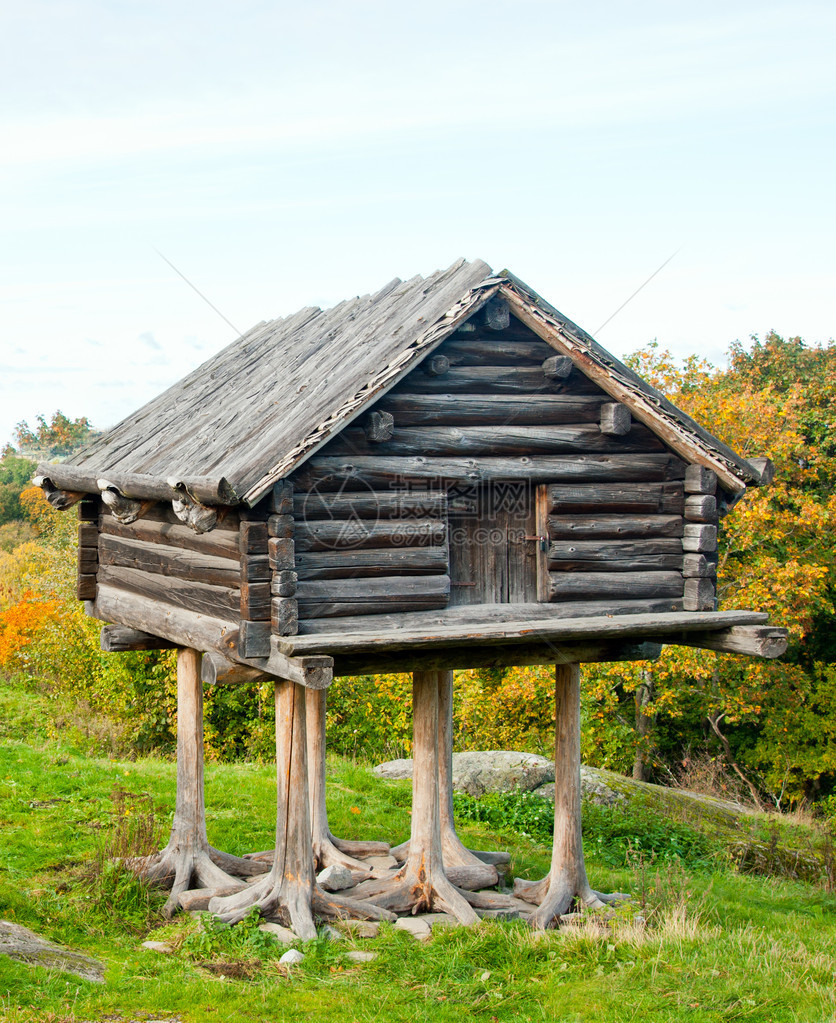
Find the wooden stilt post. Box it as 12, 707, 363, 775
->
307, 687, 389, 877
392, 670, 503, 886
352, 671, 480, 923
515, 663, 627, 928
209, 680, 394, 934
133, 648, 262, 915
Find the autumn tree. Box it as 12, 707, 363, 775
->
584, 334, 836, 807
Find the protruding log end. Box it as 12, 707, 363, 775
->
364, 410, 395, 443
542, 355, 573, 381
98, 479, 144, 524
599, 403, 631, 436
168, 480, 218, 534
424, 355, 450, 377
747, 457, 775, 487
33, 475, 85, 510
483, 295, 510, 331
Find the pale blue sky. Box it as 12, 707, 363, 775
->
2, 0, 834, 446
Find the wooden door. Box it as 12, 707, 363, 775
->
448, 483, 542, 606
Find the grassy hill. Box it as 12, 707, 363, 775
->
0, 676, 835, 1023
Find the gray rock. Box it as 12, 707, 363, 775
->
279, 948, 305, 965
258, 922, 298, 944
416, 912, 459, 931
375, 751, 554, 797
317, 864, 355, 892
339, 920, 380, 939
0, 921, 104, 983
362, 854, 399, 871
346, 949, 377, 963
141, 940, 175, 953
532, 767, 627, 806
393, 917, 432, 941
319, 924, 344, 942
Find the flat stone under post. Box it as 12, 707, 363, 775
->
132, 648, 262, 916
515, 663, 627, 928
208, 680, 393, 936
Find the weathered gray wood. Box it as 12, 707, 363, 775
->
684, 495, 717, 522
483, 295, 510, 330
542, 355, 573, 380
36, 463, 238, 505
267, 514, 293, 539
271, 598, 299, 636
268, 481, 293, 515
141, 501, 239, 532
241, 555, 271, 582
239, 620, 272, 658
683, 578, 716, 611
294, 518, 446, 552
98, 534, 241, 588
240, 521, 269, 555
100, 516, 240, 560
683, 553, 717, 578
364, 410, 395, 442
33, 475, 86, 511
293, 454, 686, 490
600, 403, 631, 436
93, 584, 238, 650
389, 365, 598, 395
293, 490, 447, 521
285, 607, 769, 656
294, 546, 448, 579
547, 514, 684, 540
77, 575, 97, 600
747, 457, 775, 486
241, 580, 271, 621
270, 570, 298, 596
268, 537, 295, 570
326, 423, 665, 457
441, 336, 555, 366
685, 464, 718, 495
683, 523, 718, 552
77, 523, 97, 548
201, 650, 271, 685
298, 585, 450, 618
548, 539, 683, 571
547, 482, 684, 514
297, 575, 450, 603
376, 393, 608, 425
669, 625, 787, 658
100, 625, 177, 652
98, 564, 240, 619
424, 354, 450, 376
334, 640, 664, 676
548, 571, 684, 601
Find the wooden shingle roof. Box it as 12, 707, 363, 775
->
41, 259, 767, 506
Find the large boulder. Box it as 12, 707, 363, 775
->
374, 751, 554, 797
373, 754, 627, 805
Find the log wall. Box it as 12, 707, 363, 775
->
95, 497, 244, 636
289, 310, 693, 629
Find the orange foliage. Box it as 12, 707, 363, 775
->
0, 591, 61, 666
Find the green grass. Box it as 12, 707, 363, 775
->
1, 676, 835, 1022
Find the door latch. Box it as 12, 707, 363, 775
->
524, 534, 548, 552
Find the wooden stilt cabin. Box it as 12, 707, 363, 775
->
36, 259, 782, 675
35, 258, 787, 931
